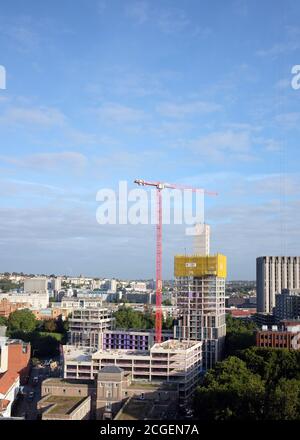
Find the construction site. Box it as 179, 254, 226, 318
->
38, 180, 227, 419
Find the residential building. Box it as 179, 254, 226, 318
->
0, 298, 29, 318
0, 292, 49, 309
63, 339, 202, 404
227, 308, 257, 318
100, 330, 153, 351
123, 292, 154, 304
252, 312, 276, 327
174, 254, 226, 370
68, 308, 115, 348
50, 277, 62, 292
0, 336, 31, 417
31, 307, 64, 321
60, 296, 104, 313
109, 279, 117, 293
130, 282, 147, 292
256, 321, 300, 350
0, 371, 19, 418
274, 289, 300, 321
24, 277, 48, 293
256, 256, 300, 314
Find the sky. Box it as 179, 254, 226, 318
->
0, 0, 300, 280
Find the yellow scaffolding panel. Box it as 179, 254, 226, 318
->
174, 254, 227, 278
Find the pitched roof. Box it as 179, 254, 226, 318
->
0, 371, 19, 395
0, 399, 10, 412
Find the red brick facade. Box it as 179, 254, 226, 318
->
256, 330, 300, 349
7, 341, 31, 384
0, 298, 29, 318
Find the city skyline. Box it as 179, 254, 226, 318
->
0, 0, 300, 279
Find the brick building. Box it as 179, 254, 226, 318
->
0, 298, 29, 318
38, 365, 178, 420
0, 336, 31, 417
256, 321, 300, 350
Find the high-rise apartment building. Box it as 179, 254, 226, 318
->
68, 308, 115, 348
274, 289, 300, 321
256, 257, 300, 313
174, 254, 227, 370
50, 277, 62, 292
24, 277, 48, 293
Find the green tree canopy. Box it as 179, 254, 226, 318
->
194, 356, 265, 420
225, 314, 257, 356
114, 306, 171, 331
44, 319, 57, 333
8, 309, 37, 333
0, 316, 8, 327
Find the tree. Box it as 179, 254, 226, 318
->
163, 316, 173, 330
114, 307, 144, 329
8, 309, 37, 333
0, 316, 8, 327
44, 319, 57, 333
114, 307, 170, 331
9, 330, 60, 358
267, 378, 300, 420
193, 356, 265, 420
225, 315, 256, 356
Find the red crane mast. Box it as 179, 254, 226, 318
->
134, 179, 217, 343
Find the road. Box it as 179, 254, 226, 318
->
12, 359, 62, 420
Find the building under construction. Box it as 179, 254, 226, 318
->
174, 250, 227, 370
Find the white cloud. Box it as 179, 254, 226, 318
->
275, 112, 300, 129
126, 2, 191, 35
1, 151, 87, 173
125, 1, 149, 24
256, 26, 300, 57
156, 8, 190, 34
95, 102, 146, 124
185, 130, 253, 162
156, 100, 222, 118
0, 106, 66, 127
274, 78, 291, 90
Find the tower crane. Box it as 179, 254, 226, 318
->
134, 179, 217, 343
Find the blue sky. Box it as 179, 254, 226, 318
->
0, 0, 299, 279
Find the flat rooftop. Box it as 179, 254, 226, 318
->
128, 381, 177, 391
152, 339, 201, 351
42, 378, 94, 387
63, 346, 94, 362
64, 340, 200, 362
41, 395, 86, 416
115, 397, 173, 421
115, 399, 153, 421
